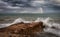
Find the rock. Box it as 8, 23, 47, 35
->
0, 22, 44, 37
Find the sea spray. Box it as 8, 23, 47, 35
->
35, 17, 60, 36
0, 23, 11, 28
41, 17, 60, 36
35, 17, 53, 27
0, 17, 58, 28
0, 18, 24, 28
0, 17, 60, 36
11, 18, 24, 24
0, 18, 32, 28
44, 22, 60, 36
44, 27, 60, 36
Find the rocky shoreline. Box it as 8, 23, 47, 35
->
0, 22, 45, 37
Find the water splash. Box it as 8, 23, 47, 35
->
0, 18, 24, 28
0, 17, 55, 28
35, 17, 53, 27
0, 18, 32, 28
35, 17, 60, 36
12, 18, 24, 24
0, 17, 60, 36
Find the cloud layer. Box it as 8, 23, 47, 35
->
0, 0, 60, 13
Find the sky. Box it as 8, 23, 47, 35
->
0, 0, 60, 13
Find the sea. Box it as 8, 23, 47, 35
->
0, 13, 60, 21
0, 13, 60, 37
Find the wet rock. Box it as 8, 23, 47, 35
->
0, 22, 44, 37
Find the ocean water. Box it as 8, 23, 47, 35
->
0, 13, 60, 37
0, 13, 60, 21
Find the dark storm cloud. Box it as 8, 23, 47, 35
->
0, 0, 60, 13
0, 0, 34, 13
2, 0, 33, 7
49, 0, 60, 6
43, 0, 60, 13
0, 0, 45, 13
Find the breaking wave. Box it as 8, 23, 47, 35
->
0, 17, 60, 36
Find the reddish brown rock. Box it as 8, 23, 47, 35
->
0, 22, 44, 37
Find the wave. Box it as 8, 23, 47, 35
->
0, 17, 59, 28
0, 17, 60, 36
0, 18, 33, 28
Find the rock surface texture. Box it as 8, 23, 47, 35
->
0, 22, 45, 37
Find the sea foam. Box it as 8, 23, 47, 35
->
0, 17, 60, 36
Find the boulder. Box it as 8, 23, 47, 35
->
0, 22, 45, 37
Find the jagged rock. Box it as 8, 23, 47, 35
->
0, 22, 44, 37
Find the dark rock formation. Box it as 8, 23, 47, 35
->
0, 22, 44, 37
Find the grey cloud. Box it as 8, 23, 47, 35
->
0, 0, 45, 13
0, 0, 60, 13
46, 0, 60, 6
42, 0, 60, 13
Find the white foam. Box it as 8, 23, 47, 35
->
0, 17, 59, 28
0, 18, 24, 28
35, 17, 53, 27
0, 18, 32, 28
41, 17, 60, 36
0, 17, 60, 36
44, 27, 60, 36
35, 17, 60, 36
11, 18, 24, 24
0, 23, 12, 28
12, 18, 32, 23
